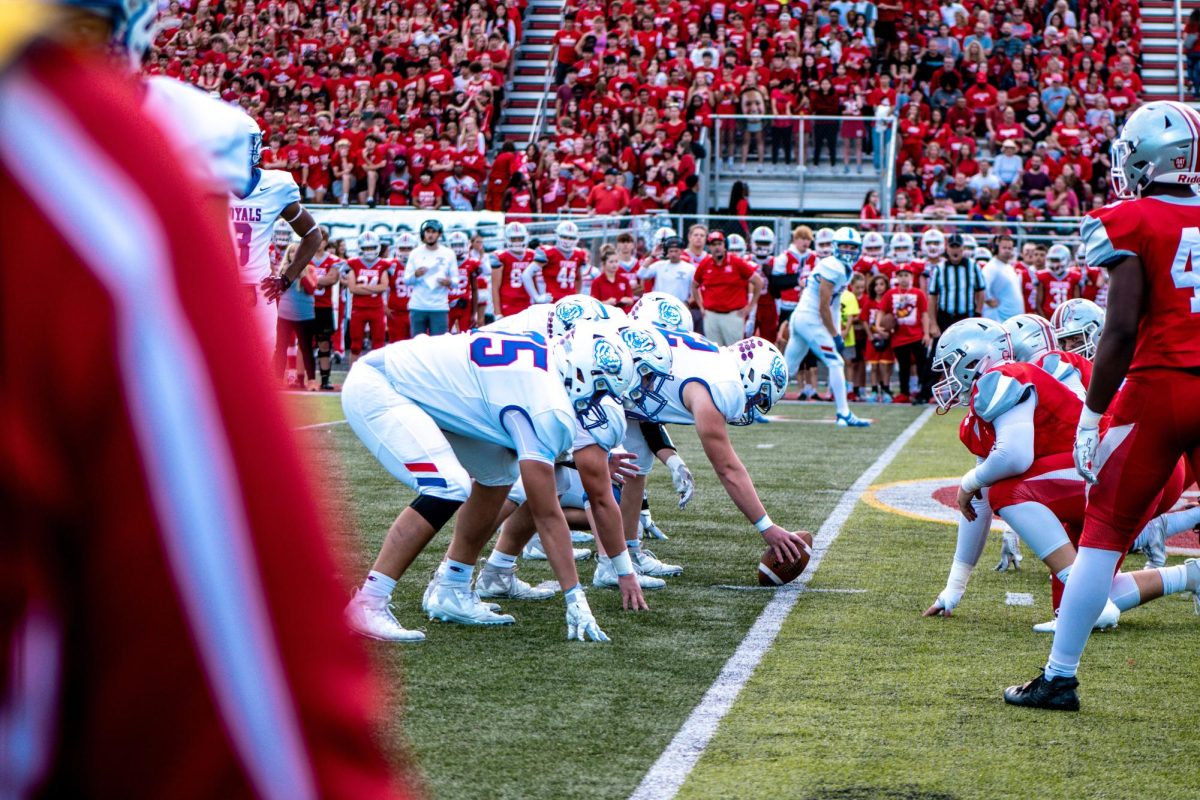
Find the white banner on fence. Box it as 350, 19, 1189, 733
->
308, 206, 505, 248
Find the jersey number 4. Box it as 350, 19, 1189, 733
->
470, 333, 548, 370
1172, 227, 1200, 314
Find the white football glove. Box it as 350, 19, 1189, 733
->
932, 586, 963, 616
565, 591, 610, 642
994, 530, 1023, 572
535, 292, 553, 304
666, 454, 695, 509
1073, 412, 1102, 484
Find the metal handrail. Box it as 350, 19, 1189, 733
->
527, 41, 558, 147
882, 113, 900, 218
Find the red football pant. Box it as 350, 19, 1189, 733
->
348, 309, 385, 354
1082, 369, 1200, 553
754, 294, 779, 342
387, 310, 410, 343
450, 306, 473, 333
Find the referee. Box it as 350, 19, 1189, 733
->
928, 233, 985, 333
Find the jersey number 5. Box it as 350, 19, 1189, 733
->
1171, 226, 1200, 314
233, 222, 252, 267
470, 333, 548, 370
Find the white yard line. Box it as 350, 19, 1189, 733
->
294, 419, 347, 431
628, 406, 935, 800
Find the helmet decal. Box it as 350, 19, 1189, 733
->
556, 301, 584, 324
657, 300, 683, 328
620, 327, 656, 355
593, 339, 624, 374
770, 356, 788, 391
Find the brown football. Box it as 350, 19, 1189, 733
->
757, 531, 814, 586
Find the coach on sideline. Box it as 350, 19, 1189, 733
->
692, 230, 762, 346
927, 232, 986, 334
405, 218, 456, 336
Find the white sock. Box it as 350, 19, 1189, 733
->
1046, 547, 1122, 680
443, 558, 474, 587
360, 570, 396, 602
1164, 505, 1200, 536
1056, 565, 1072, 584
1001, 502, 1073, 560
1107, 571, 1141, 611
828, 366, 850, 416
486, 550, 518, 570
626, 539, 641, 552
1157, 563, 1191, 595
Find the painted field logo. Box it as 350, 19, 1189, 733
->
863, 477, 1007, 532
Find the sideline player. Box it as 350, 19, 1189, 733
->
1007, 101, 1200, 710
1037, 244, 1082, 318
344, 232, 389, 364
749, 226, 779, 341
523, 220, 588, 303
492, 221, 536, 318
784, 227, 871, 427
447, 230, 488, 332
386, 232, 418, 343
310, 230, 344, 390
1, 11, 405, 792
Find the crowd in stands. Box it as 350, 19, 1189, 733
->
152, 0, 1148, 218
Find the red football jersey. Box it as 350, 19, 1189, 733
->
494, 248, 536, 316
1013, 262, 1039, 313
1083, 196, 1200, 371
776, 248, 815, 307
537, 246, 588, 300
387, 259, 411, 312
347, 256, 387, 310
1037, 348, 1094, 388
958, 361, 1083, 459
1037, 267, 1082, 317
311, 253, 341, 309
448, 256, 482, 307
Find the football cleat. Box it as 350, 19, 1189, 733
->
593, 557, 666, 590
522, 534, 591, 562
475, 565, 557, 600
1003, 670, 1080, 711
1141, 516, 1168, 569
639, 509, 669, 540
423, 566, 500, 613
570, 530, 595, 544
1032, 599, 1120, 633
426, 582, 516, 625
631, 546, 683, 577
836, 411, 871, 428
345, 596, 426, 642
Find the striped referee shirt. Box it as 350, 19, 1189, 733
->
928, 257, 986, 316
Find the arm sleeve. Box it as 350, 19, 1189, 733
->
639, 421, 676, 453
501, 409, 557, 464
954, 483, 994, 566
973, 399, 1036, 487
521, 260, 542, 299
768, 271, 800, 295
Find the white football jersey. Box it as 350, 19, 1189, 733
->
372, 331, 576, 460
629, 329, 745, 425
483, 303, 555, 336
143, 76, 253, 196
796, 255, 851, 320
228, 168, 301, 283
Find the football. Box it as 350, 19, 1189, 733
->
757, 532, 815, 586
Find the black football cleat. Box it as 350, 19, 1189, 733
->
1003, 670, 1080, 711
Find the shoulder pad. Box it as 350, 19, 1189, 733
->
1038, 352, 1079, 384
1081, 211, 1135, 270
815, 256, 844, 281
973, 369, 1034, 423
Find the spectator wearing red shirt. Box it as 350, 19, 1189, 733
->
554, 14, 584, 84
589, 247, 637, 311
691, 231, 763, 346
878, 265, 932, 403
411, 172, 444, 209
587, 168, 632, 215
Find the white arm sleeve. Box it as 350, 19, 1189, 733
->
966, 399, 1036, 490
521, 262, 544, 300
501, 409, 556, 464
939, 483, 992, 611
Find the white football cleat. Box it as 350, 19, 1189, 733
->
994, 530, 1023, 571
1033, 600, 1121, 633
345, 595, 426, 642
836, 411, 871, 428
426, 582, 515, 625
522, 534, 591, 561
475, 565, 556, 600
593, 557, 666, 590
631, 546, 683, 577
570, 530, 594, 544
639, 509, 669, 540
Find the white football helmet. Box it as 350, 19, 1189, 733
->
447, 230, 470, 260
727, 337, 789, 425
553, 321, 636, 431
974, 246, 994, 264
862, 231, 885, 260
750, 226, 776, 259
1045, 243, 1072, 277
727, 234, 747, 254
1002, 313, 1056, 362
1110, 101, 1200, 199
814, 227, 835, 257
358, 231, 381, 260
961, 233, 979, 259
556, 220, 580, 252
931, 318, 1013, 412
392, 231, 417, 264
550, 294, 611, 337
1051, 298, 1105, 359
611, 322, 674, 419
272, 222, 293, 250
505, 221, 528, 252
889, 232, 914, 263
921, 228, 945, 259
832, 227, 862, 268
630, 291, 693, 332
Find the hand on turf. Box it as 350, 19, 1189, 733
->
1073, 421, 1100, 484
667, 456, 695, 509
923, 598, 952, 617
566, 593, 610, 642
956, 486, 981, 522
762, 525, 807, 565
608, 451, 639, 484
260, 274, 291, 303
617, 573, 649, 611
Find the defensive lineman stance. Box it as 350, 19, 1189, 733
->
784, 227, 871, 427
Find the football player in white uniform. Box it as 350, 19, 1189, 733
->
342, 323, 636, 642
784, 227, 871, 427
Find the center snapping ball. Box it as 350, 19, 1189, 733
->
757, 532, 814, 586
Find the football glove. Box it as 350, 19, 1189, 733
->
565, 591, 609, 642
1073, 412, 1102, 484
535, 292, 553, 304
666, 454, 694, 509
260, 274, 292, 303
994, 530, 1023, 572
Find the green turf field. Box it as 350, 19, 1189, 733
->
292, 395, 1200, 800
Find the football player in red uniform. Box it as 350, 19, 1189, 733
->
446, 230, 487, 332
345, 232, 389, 363
309, 230, 345, 390
1003, 313, 1090, 400
491, 221, 536, 317
853, 231, 886, 276
385, 232, 416, 344
768, 225, 817, 350
1036, 243, 1083, 318
522, 220, 588, 303
749, 226, 780, 341
1008, 101, 1200, 711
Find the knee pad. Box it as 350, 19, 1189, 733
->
410, 494, 464, 531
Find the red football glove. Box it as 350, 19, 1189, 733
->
260, 274, 292, 303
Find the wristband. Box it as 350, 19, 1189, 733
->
1079, 406, 1103, 429
960, 467, 982, 495
754, 514, 773, 533
610, 551, 634, 577
666, 454, 685, 472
